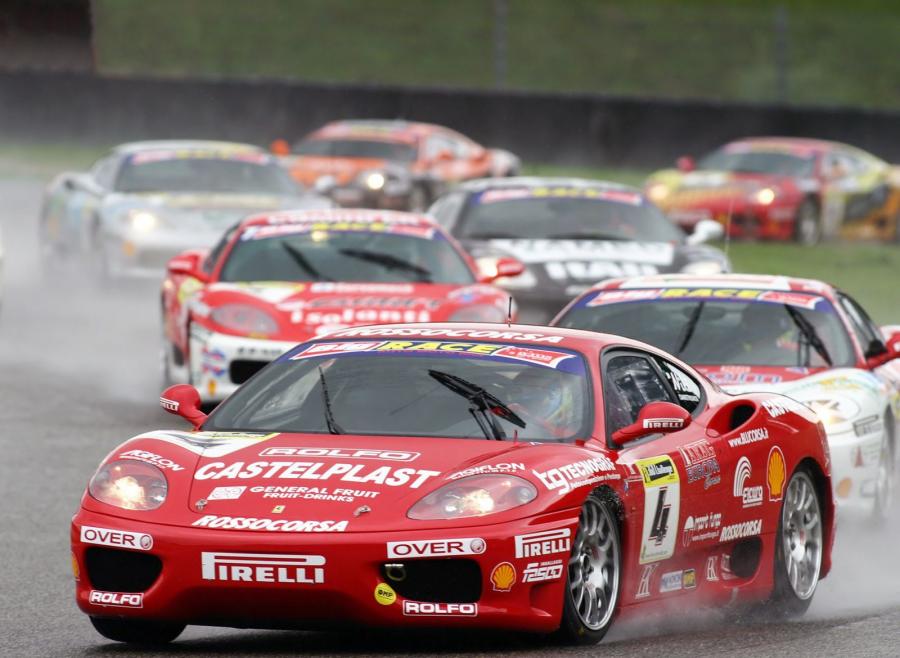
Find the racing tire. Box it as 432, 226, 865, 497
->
408, 184, 430, 213
89, 616, 185, 645
769, 468, 823, 617
872, 413, 896, 521
88, 221, 111, 284
793, 199, 822, 246
555, 491, 621, 645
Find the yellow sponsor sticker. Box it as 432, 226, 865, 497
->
374, 582, 397, 606
636, 455, 680, 487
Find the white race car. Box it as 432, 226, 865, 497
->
39, 140, 331, 279
553, 273, 900, 518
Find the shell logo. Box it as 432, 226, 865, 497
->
490, 562, 516, 592
767, 446, 786, 502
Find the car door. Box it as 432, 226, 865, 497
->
600, 348, 700, 600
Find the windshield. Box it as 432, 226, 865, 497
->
220, 226, 475, 284
295, 139, 417, 162
205, 340, 591, 441
697, 148, 816, 177
458, 187, 683, 242
116, 155, 301, 195
557, 289, 855, 368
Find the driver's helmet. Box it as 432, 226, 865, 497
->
509, 367, 581, 437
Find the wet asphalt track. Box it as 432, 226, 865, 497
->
1, 176, 899, 657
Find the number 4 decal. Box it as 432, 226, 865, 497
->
637, 456, 681, 564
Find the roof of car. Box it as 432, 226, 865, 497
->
457, 177, 642, 194
112, 140, 265, 154
314, 321, 658, 352
239, 208, 439, 230
588, 273, 836, 297
309, 120, 451, 144
722, 136, 853, 156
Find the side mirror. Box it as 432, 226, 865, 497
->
880, 326, 900, 355
478, 256, 525, 283
160, 384, 208, 430
676, 156, 695, 173
270, 139, 291, 156
612, 401, 691, 446
314, 174, 337, 195
166, 250, 208, 281
686, 218, 725, 245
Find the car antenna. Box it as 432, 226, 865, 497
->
507, 297, 513, 327
724, 197, 733, 261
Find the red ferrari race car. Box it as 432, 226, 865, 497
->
72, 323, 834, 645
645, 137, 900, 244
270, 120, 520, 211
161, 209, 524, 403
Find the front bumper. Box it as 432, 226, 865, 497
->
328, 184, 411, 210
668, 204, 797, 241
189, 327, 299, 403
827, 428, 883, 516
72, 508, 574, 633
104, 231, 216, 278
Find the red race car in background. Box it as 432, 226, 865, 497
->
271, 120, 520, 211
73, 323, 833, 645
644, 137, 900, 244
161, 209, 524, 403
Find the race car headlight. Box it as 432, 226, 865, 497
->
210, 304, 279, 336
408, 474, 537, 520
127, 210, 159, 233
360, 171, 387, 191
681, 260, 726, 275
646, 182, 671, 202
89, 460, 167, 511
449, 304, 507, 323
753, 187, 777, 205
475, 256, 537, 289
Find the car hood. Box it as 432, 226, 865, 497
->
707, 367, 886, 432
465, 237, 695, 298
652, 170, 801, 208
284, 156, 394, 186
199, 281, 506, 341
106, 192, 330, 231
97, 431, 592, 531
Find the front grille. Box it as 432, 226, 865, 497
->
230, 359, 268, 384
85, 547, 162, 592
381, 559, 481, 603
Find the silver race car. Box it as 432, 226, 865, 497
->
40, 140, 331, 278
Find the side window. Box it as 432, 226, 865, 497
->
424, 135, 456, 160
603, 353, 675, 434
654, 357, 704, 414
839, 293, 886, 357
428, 191, 466, 231
203, 226, 239, 274
90, 155, 119, 189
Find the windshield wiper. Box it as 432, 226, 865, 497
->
546, 232, 628, 241
317, 366, 343, 434
783, 305, 832, 366
464, 232, 519, 240
282, 242, 333, 281
675, 301, 705, 355
428, 369, 525, 440
338, 248, 432, 282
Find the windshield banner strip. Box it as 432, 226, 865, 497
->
241, 222, 435, 241
283, 340, 580, 371
477, 187, 643, 206
583, 288, 826, 310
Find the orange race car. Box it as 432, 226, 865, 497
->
271, 120, 520, 212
